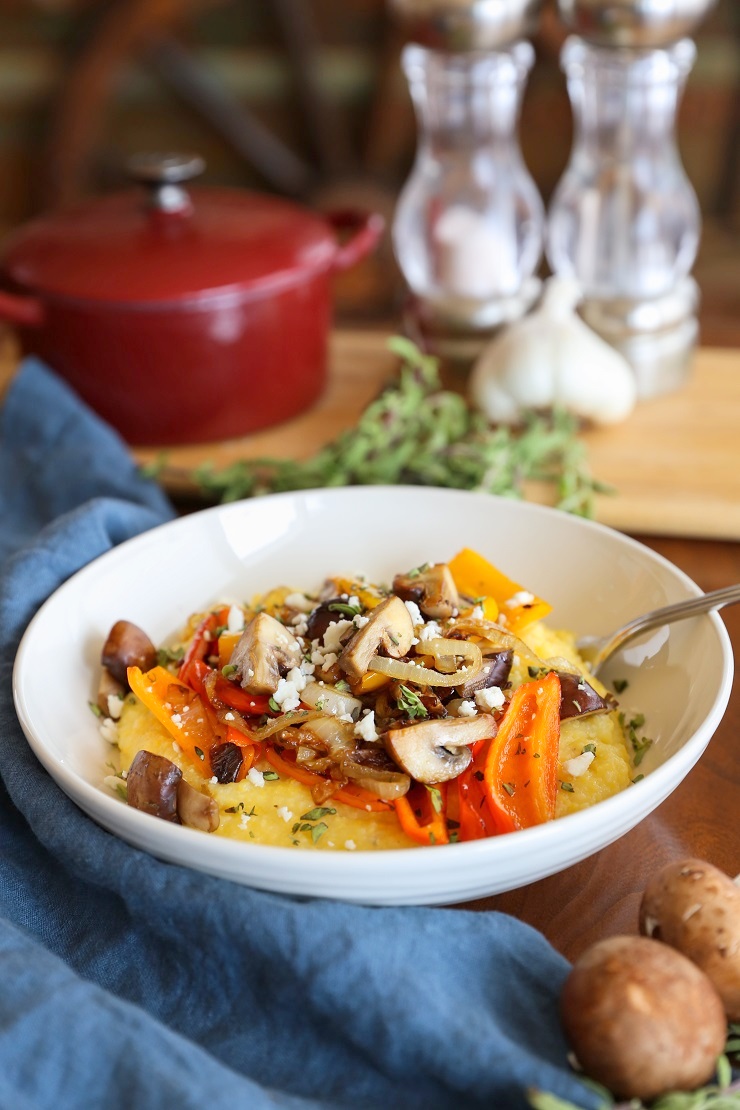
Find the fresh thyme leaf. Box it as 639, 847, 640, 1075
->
262, 771, 279, 781
560, 782, 574, 792
334, 679, 351, 693
221, 663, 238, 678
327, 602, 362, 618
268, 697, 280, 712
427, 786, 443, 813
88, 701, 103, 718
612, 678, 629, 693
170, 340, 607, 518
396, 685, 429, 719
310, 822, 329, 844
300, 807, 337, 822
157, 645, 185, 667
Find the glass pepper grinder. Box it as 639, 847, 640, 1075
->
547, 0, 717, 398
389, 0, 545, 366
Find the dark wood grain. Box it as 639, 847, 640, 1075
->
471, 536, 740, 962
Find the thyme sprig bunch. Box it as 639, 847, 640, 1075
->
163, 337, 609, 516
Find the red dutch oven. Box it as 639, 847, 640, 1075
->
0, 154, 383, 445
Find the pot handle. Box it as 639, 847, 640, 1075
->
326, 210, 385, 273
0, 290, 44, 327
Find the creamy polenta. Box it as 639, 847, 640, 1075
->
99, 548, 636, 850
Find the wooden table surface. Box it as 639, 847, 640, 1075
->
3, 328, 739, 963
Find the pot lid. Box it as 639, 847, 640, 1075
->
1, 154, 338, 305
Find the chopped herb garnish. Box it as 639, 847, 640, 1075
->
449, 831, 460, 843
613, 678, 629, 693
561, 782, 575, 792
226, 802, 245, 813
427, 786, 443, 813
502, 782, 516, 796
328, 602, 362, 618
388, 632, 400, 647
582, 743, 597, 755
300, 807, 337, 822
334, 679, 351, 693
407, 563, 430, 579
268, 697, 280, 712
88, 701, 103, 718
310, 822, 329, 844
632, 774, 644, 784
157, 645, 185, 666
221, 663, 238, 679
262, 771, 279, 781
194, 746, 205, 761
527, 665, 549, 679
474, 770, 484, 781
396, 685, 429, 719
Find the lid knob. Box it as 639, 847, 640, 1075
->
127, 152, 205, 214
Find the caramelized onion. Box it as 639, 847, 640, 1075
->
368, 637, 482, 687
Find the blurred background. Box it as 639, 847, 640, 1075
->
0, 0, 738, 341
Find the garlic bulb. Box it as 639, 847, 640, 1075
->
469, 278, 637, 426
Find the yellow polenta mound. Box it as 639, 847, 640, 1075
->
115, 618, 632, 848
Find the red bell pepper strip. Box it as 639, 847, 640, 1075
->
177, 609, 229, 690
483, 671, 561, 834
210, 677, 275, 718
394, 782, 449, 846
263, 747, 394, 812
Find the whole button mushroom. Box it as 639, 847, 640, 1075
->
639, 857, 740, 1021
560, 935, 727, 1102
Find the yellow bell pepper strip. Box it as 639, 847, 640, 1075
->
447, 548, 552, 634
127, 664, 222, 776
394, 782, 449, 846
483, 671, 561, 834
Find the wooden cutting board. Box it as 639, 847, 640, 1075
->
134, 332, 740, 541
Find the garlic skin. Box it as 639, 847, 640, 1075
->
469, 278, 637, 426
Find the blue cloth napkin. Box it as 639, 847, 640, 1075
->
0, 359, 602, 1110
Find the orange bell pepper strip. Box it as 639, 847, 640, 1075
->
394, 782, 449, 846
483, 671, 561, 834
454, 740, 500, 842
127, 664, 221, 776
263, 747, 394, 812
447, 548, 552, 634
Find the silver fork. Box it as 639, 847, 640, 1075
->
577, 583, 740, 677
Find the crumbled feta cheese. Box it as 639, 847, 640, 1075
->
457, 700, 478, 717
247, 768, 265, 788
418, 620, 442, 643
475, 686, 506, 710
471, 605, 484, 620
99, 718, 119, 744
320, 652, 338, 670
300, 659, 316, 676
353, 614, 370, 630
210, 776, 218, 784
107, 693, 125, 720
404, 600, 424, 627
285, 666, 307, 693
285, 592, 315, 612
227, 604, 245, 633
338, 712, 354, 723
239, 811, 252, 828
322, 619, 354, 654
344, 839, 356, 851
348, 596, 361, 610
224, 711, 235, 721
561, 751, 595, 777
276, 806, 293, 822
354, 710, 379, 743
170, 713, 183, 728
506, 590, 535, 608
271, 678, 301, 712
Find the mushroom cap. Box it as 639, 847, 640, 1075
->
384, 714, 496, 783
339, 595, 414, 682
230, 611, 302, 695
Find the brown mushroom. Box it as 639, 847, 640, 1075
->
556, 671, 616, 721
230, 611, 302, 695
101, 620, 157, 687
639, 857, 740, 1021
126, 750, 181, 822
338, 596, 414, 682
393, 563, 459, 619
176, 778, 219, 832
560, 935, 727, 1102
210, 741, 245, 784
340, 746, 411, 800
305, 597, 356, 642
384, 714, 496, 783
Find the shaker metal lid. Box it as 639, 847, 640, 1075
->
389, 0, 543, 50
1, 154, 338, 306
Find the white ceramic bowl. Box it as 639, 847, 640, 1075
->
13, 487, 733, 905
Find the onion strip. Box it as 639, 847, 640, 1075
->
235, 709, 325, 744
369, 638, 482, 688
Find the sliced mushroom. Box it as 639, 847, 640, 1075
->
557, 671, 616, 720
338, 595, 414, 682
455, 650, 513, 699
96, 667, 126, 716
176, 778, 220, 832
126, 749, 181, 822
101, 620, 157, 687
210, 741, 245, 784
305, 597, 356, 642
384, 714, 496, 783
393, 563, 460, 619
230, 611, 302, 695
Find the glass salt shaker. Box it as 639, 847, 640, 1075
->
389, 0, 544, 364
547, 0, 716, 397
